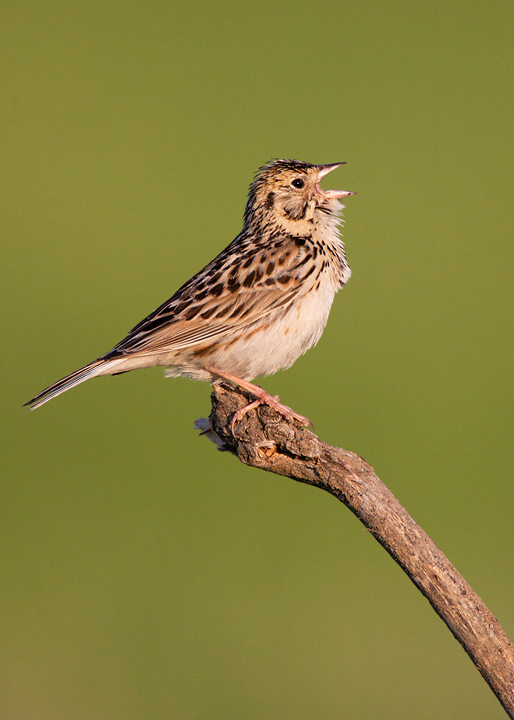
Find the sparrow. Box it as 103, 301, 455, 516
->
25, 159, 354, 426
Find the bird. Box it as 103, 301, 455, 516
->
25, 159, 354, 426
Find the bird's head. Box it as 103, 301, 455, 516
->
244, 159, 354, 233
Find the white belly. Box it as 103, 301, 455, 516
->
197, 281, 338, 381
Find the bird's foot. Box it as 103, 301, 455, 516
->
230, 391, 311, 433
206, 366, 312, 432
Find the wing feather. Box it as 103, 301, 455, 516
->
108, 235, 316, 357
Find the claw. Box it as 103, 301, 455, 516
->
205, 366, 312, 432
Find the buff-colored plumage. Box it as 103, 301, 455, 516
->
26, 159, 354, 423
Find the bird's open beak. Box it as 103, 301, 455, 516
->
316, 163, 355, 199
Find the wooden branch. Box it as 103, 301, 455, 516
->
196, 381, 514, 718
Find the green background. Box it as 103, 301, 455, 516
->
3, 2, 514, 718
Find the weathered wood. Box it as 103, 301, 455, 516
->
196, 381, 514, 718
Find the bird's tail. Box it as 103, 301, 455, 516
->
24, 357, 123, 410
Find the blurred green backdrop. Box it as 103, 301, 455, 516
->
2, 1, 514, 718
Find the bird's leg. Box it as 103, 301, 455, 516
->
206, 366, 312, 431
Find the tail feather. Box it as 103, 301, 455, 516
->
25, 358, 112, 410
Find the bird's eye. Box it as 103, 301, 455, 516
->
291, 178, 305, 189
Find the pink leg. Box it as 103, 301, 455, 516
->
205, 366, 312, 431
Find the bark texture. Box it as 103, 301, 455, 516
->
196, 382, 514, 718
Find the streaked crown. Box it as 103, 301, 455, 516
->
244, 158, 353, 229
